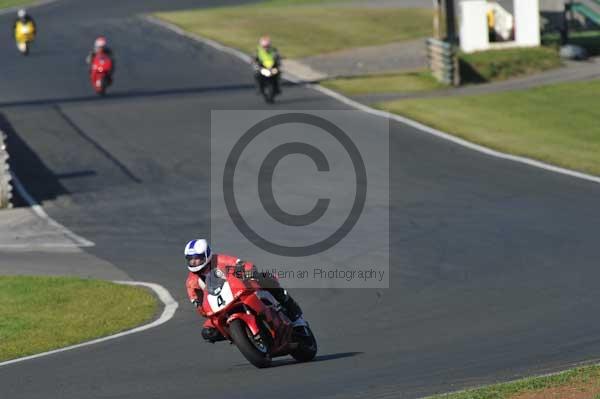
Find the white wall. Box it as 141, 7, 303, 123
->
460, 0, 489, 53
514, 0, 541, 46
459, 0, 541, 52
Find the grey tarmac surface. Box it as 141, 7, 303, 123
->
299, 39, 428, 78
2, 1, 600, 399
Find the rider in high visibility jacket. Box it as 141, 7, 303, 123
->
13, 9, 37, 43
253, 36, 281, 94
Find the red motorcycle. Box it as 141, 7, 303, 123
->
200, 266, 317, 368
90, 53, 113, 95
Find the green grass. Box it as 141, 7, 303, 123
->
155, 4, 432, 59
428, 364, 600, 399
0, 276, 158, 362
0, 0, 37, 8
322, 71, 443, 96
261, 0, 349, 5
377, 79, 600, 176
322, 47, 561, 96
459, 47, 562, 84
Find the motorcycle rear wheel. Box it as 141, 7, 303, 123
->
229, 319, 272, 368
290, 325, 317, 362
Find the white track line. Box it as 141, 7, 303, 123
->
145, 16, 252, 63
416, 359, 600, 399
145, 16, 600, 186
311, 85, 600, 184
0, 281, 179, 367
9, 171, 95, 247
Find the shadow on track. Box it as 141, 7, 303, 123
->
269, 351, 364, 368
310, 351, 364, 362
0, 113, 70, 207
0, 83, 264, 108
0, 81, 305, 109
0, 109, 141, 206
231, 351, 364, 369
52, 105, 142, 184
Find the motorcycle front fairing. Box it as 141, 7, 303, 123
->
201, 269, 258, 338
201, 269, 292, 348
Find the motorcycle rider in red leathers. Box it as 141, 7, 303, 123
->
184, 239, 305, 343
86, 36, 114, 86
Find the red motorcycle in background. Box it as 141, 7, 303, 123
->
90, 53, 113, 95
199, 266, 317, 368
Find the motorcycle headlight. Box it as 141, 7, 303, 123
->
260, 68, 272, 77
272, 68, 278, 74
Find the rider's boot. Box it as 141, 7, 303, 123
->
280, 292, 306, 328
202, 327, 226, 343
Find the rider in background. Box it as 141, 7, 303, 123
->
86, 36, 115, 84
184, 239, 305, 343
13, 9, 37, 40
253, 35, 281, 94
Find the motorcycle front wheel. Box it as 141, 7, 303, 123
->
229, 319, 272, 368
263, 80, 275, 104
17, 42, 29, 55
94, 79, 106, 96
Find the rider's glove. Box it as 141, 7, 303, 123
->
192, 298, 202, 308
235, 259, 257, 281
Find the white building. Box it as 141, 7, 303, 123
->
459, 0, 541, 53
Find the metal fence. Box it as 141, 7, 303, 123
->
426, 38, 460, 86
0, 130, 13, 209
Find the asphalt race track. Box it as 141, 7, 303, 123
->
2, 1, 600, 398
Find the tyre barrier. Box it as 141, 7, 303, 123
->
0, 130, 13, 209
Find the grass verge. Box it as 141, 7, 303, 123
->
0, 0, 38, 9
429, 364, 600, 399
154, 3, 432, 59
377, 79, 600, 176
322, 46, 562, 95
459, 47, 562, 84
0, 276, 158, 362
261, 0, 348, 4
321, 71, 443, 96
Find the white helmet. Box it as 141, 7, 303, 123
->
17, 9, 26, 19
259, 35, 271, 49
94, 36, 107, 51
184, 239, 212, 272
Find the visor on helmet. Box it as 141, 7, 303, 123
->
186, 253, 207, 266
